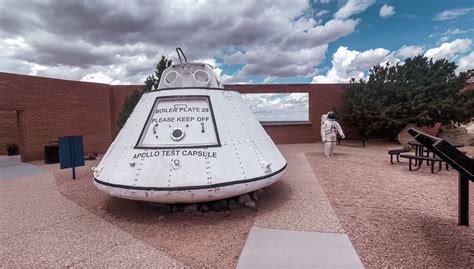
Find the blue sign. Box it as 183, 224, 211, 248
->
59, 135, 85, 169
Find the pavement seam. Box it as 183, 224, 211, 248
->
299, 151, 346, 233
251, 149, 346, 235
51, 172, 186, 267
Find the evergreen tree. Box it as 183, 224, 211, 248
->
339, 55, 474, 140
116, 90, 142, 131
143, 56, 172, 92
116, 56, 172, 131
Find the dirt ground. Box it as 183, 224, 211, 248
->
305, 143, 474, 268
54, 160, 256, 268
51, 142, 474, 268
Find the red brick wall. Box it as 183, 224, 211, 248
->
0, 110, 20, 155
0, 72, 351, 161
0, 72, 136, 161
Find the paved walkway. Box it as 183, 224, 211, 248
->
0, 145, 363, 268
0, 156, 46, 180
237, 227, 363, 269
0, 156, 183, 267
237, 144, 363, 268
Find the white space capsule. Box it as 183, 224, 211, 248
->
93, 49, 287, 203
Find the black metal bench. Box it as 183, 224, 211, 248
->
399, 154, 444, 174
388, 149, 410, 164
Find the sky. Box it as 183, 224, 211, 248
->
1, 0, 473, 86
3, 0, 472, 122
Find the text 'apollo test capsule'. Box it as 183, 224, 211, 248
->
92, 48, 287, 203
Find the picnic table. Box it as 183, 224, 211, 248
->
401, 140, 465, 173
408, 140, 464, 158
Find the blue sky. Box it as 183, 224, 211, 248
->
222, 0, 474, 84
1, 0, 473, 85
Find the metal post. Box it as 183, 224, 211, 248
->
459, 173, 469, 226
69, 138, 76, 180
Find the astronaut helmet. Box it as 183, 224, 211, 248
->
326, 111, 336, 120
321, 113, 327, 124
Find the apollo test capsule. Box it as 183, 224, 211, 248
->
92, 48, 287, 203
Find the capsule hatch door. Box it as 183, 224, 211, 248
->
135, 95, 220, 149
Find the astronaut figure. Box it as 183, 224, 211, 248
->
320, 111, 345, 157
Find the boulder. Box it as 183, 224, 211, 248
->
210, 200, 228, 212
171, 205, 182, 212
244, 201, 257, 210
238, 193, 251, 205
200, 204, 210, 212
397, 123, 441, 147
228, 199, 239, 211
183, 204, 198, 213
439, 123, 474, 146
250, 191, 258, 201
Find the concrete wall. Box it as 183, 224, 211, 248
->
0, 72, 351, 161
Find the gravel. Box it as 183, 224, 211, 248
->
50, 142, 474, 268
53, 160, 256, 268
305, 144, 474, 268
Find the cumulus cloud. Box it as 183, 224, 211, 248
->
334, 0, 375, 19
222, 17, 359, 80
242, 93, 309, 121
379, 4, 395, 18
312, 41, 473, 83
424, 39, 472, 60
432, 8, 474, 21
457, 52, 474, 72
0, 0, 362, 84
396, 45, 424, 59
312, 46, 390, 83
80, 72, 120, 84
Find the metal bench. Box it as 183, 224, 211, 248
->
399, 154, 444, 174
388, 149, 410, 164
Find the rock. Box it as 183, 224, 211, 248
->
228, 199, 239, 211
238, 193, 251, 206
183, 204, 198, 213
397, 123, 441, 147
200, 204, 210, 212
250, 191, 258, 201
210, 200, 228, 211
223, 210, 232, 217
171, 205, 182, 212
160, 205, 172, 214
244, 201, 257, 209
158, 215, 166, 221
439, 123, 474, 146
256, 189, 265, 196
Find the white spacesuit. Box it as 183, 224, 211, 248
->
320, 111, 345, 157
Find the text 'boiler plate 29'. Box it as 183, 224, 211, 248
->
92, 49, 287, 203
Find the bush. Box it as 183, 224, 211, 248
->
339, 56, 474, 140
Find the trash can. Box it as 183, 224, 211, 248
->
44, 144, 59, 164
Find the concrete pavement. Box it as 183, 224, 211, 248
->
1, 144, 364, 268
0, 157, 183, 268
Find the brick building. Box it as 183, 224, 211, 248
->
0, 72, 351, 161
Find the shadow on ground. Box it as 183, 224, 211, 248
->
51, 158, 292, 268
